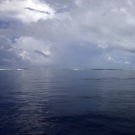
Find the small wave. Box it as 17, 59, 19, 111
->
58, 68, 69, 70
0, 68, 34, 71
88, 69, 135, 70
0, 69, 12, 70
61, 68, 135, 71
17, 69, 25, 70
123, 69, 135, 70
17, 68, 34, 70
73, 69, 80, 70
83, 77, 135, 81
122, 69, 130, 70
73, 68, 85, 71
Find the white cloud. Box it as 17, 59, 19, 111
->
107, 54, 132, 65
65, 0, 135, 52
12, 36, 53, 65
124, 61, 131, 64
75, 0, 82, 6
0, 35, 23, 67
0, 0, 55, 23
107, 57, 114, 61
107, 56, 122, 63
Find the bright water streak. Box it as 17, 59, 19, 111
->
0, 69, 135, 135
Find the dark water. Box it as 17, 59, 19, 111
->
0, 69, 135, 135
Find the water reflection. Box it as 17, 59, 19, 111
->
0, 69, 135, 134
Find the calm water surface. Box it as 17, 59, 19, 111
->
0, 69, 135, 135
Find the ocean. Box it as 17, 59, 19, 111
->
0, 69, 135, 135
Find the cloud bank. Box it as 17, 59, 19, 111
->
0, 0, 135, 68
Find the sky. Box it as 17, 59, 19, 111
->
0, 0, 135, 69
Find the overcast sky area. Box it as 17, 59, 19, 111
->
0, 0, 135, 68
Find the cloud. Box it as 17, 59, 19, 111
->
124, 61, 131, 64
4, 0, 135, 52
0, 0, 135, 68
0, 35, 23, 67
107, 57, 114, 62
107, 57, 131, 64
12, 36, 54, 66
107, 56, 123, 64
34, 50, 50, 58
24, 7, 50, 15
70, 0, 135, 52
0, 0, 55, 23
